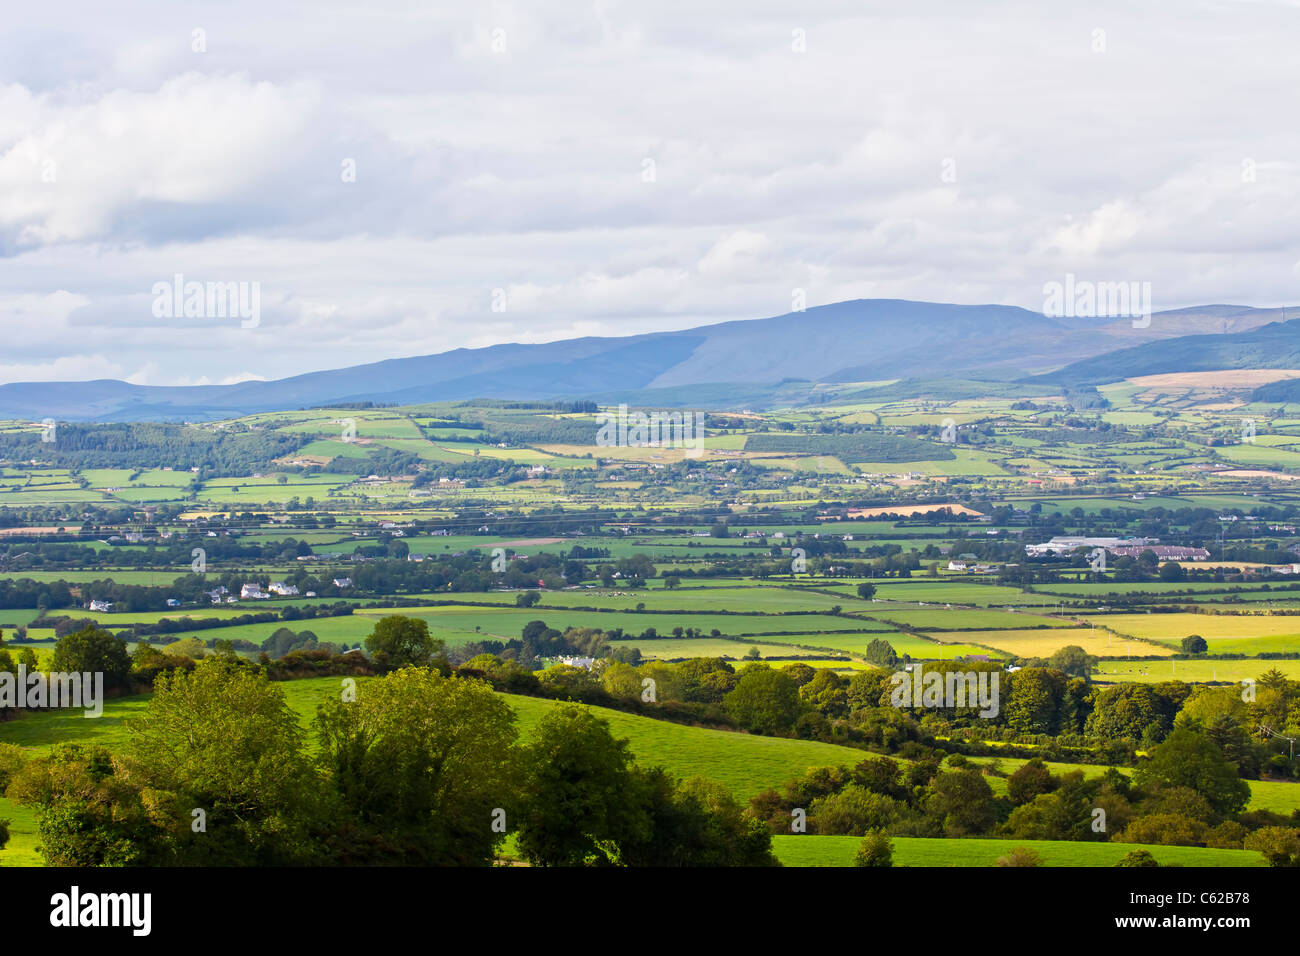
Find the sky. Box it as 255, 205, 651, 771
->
1, 0, 1299, 386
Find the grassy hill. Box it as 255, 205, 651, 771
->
0, 678, 1292, 867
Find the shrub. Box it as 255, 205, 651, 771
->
854, 829, 893, 867
1116, 849, 1159, 867
996, 847, 1041, 867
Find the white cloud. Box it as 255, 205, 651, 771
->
1, 0, 1299, 384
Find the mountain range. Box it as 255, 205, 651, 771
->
3, 299, 1298, 421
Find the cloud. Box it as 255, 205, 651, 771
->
1, 1, 1300, 384
0, 354, 126, 383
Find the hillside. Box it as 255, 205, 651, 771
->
3, 299, 1294, 421
1035, 318, 1300, 388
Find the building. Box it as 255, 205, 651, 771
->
240, 583, 270, 600
88, 599, 113, 613
333, 577, 352, 589
1106, 545, 1210, 561
268, 582, 300, 596
1024, 536, 1154, 557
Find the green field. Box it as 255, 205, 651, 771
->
1096, 658, 1300, 684
770, 835, 1265, 867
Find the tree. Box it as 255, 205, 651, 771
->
1244, 826, 1300, 867
1086, 683, 1178, 743
1004, 668, 1067, 735
515, 705, 648, 866
51, 626, 131, 691
125, 658, 319, 864
1158, 561, 1185, 582
800, 668, 849, 718
863, 638, 899, 669
724, 666, 803, 735
1119, 813, 1208, 847
315, 668, 519, 865
515, 590, 541, 608
1047, 645, 1098, 681
854, 829, 893, 867
1007, 758, 1055, 806
1002, 790, 1090, 842
925, 769, 995, 837
1181, 634, 1208, 655
1134, 727, 1250, 817
811, 785, 906, 834
619, 771, 778, 867
664, 576, 681, 590
8, 744, 158, 866
856, 583, 877, 601
364, 615, 445, 669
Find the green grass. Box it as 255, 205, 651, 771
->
0, 798, 40, 866
869, 607, 1067, 630
503, 694, 866, 801
0, 679, 871, 805
1096, 658, 1300, 685
770, 835, 1265, 867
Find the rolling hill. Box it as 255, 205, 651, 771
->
1, 299, 1296, 420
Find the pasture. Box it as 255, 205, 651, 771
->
770, 835, 1265, 867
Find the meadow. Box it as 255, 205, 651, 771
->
770, 835, 1264, 867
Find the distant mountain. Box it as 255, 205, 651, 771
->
1033, 317, 1300, 388
1, 299, 1294, 420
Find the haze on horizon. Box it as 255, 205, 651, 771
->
2, 0, 1299, 387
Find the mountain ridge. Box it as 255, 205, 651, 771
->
3, 299, 1296, 421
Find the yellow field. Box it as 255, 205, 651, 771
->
1084, 613, 1300, 644
935, 627, 1174, 659
1127, 368, 1300, 389
845, 503, 983, 518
